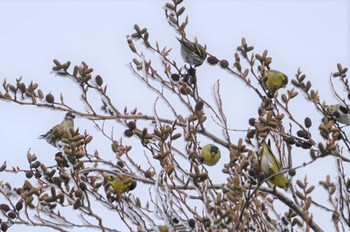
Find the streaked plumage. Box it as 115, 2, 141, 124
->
177, 38, 207, 67
200, 144, 221, 166
261, 140, 289, 188
39, 112, 75, 147
264, 70, 288, 94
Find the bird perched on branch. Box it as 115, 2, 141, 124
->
177, 37, 207, 67
200, 144, 221, 166
260, 140, 289, 188
264, 70, 288, 95
39, 112, 75, 147
106, 174, 137, 194
326, 104, 350, 125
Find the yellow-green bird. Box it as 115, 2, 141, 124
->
200, 144, 221, 166
264, 70, 288, 94
107, 174, 137, 194
326, 104, 350, 125
260, 140, 289, 188
39, 112, 75, 147
177, 37, 207, 67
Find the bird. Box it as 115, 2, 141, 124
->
106, 174, 137, 194
264, 70, 288, 94
200, 144, 221, 166
177, 38, 207, 67
326, 104, 350, 125
260, 140, 289, 188
39, 112, 75, 147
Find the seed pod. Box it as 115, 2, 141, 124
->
171, 73, 180, 81
127, 121, 136, 130
95, 75, 103, 86
18, 83, 26, 92
179, 87, 191, 95
284, 136, 295, 145
73, 199, 81, 209
75, 189, 83, 199
248, 118, 256, 126
124, 129, 134, 137
145, 170, 153, 178
1, 222, 8, 232
25, 171, 33, 179
79, 182, 87, 191
304, 117, 312, 128
220, 59, 229, 69
297, 130, 307, 138
195, 100, 204, 111
188, 67, 196, 77
15, 200, 23, 211
188, 218, 196, 228
207, 56, 219, 65
288, 169, 296, 176
46, 93, 55, 103
53, 59, 61, 67
7, 211, 15, 219
0, 204, 10, 212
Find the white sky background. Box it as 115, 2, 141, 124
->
0, 0, 349, 231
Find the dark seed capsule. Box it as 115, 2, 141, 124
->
195, 100, 204, 111
117, 161, 124, 168
8, 211, 16, 219
45, 93, 55, 103
75, 190, 83, 198
171, 73, 180, 81
220, 59, 229, 69
288, 169, 296, 177
188, 218, 196, 228
179, 87, 191, 95
297, 130, 307, 138
248, 118, 256, 126
18, 83, 26, 92
1, 222, 8, 232
95, 75, 103, 86
144, 170, 152, 178
188, 67, 196, 77
124, 129, 134, 137
127, 121, 136, 130
207, 56, 219, 65
172, 217, 179, 224
15, 200, 23, 211
0, 204, 10, 212
79, 182, 87, 191
284, 136, 295, 145
73, 200, 81, 209
301, 142, 312, 149
25, 171, 33, 179
304, 117, 312, 128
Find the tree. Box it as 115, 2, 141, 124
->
0, 1, 349, 231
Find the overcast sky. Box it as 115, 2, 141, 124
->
0, 0, 349, 231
